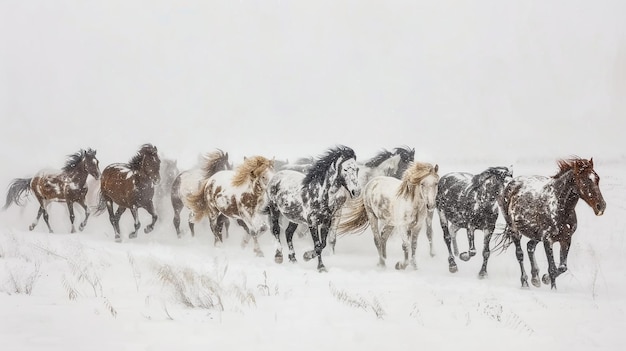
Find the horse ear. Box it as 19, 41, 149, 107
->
434, 164, 439, 173
589, 157, 594, 167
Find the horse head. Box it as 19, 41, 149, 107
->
399, 162, 439, 210
335, 156, 360, 198
140, 144, 161, 185
83, 148, 101, 180
571, 158, 606, 216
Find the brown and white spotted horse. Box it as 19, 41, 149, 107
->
4, 148, 101, 233
96, 144, 161, 242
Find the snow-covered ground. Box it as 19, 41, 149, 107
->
1, 1, 625, 350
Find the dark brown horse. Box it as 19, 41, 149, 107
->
96, 144, 161, 242
498, 157, 606, 289
4, 148, 101, 233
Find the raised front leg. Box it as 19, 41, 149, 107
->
527, 240, 541, 287
303, 224, 329, 272
459, 226, 477, 261
77, 200, 90, 232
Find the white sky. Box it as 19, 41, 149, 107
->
1, 0, 624, 171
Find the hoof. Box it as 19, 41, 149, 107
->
429, 251, 436, 258
129, 232, 137, 239
303, 251, 315, 262
288, 254, 297, 263
542, 274, 551, 285
79, 224, 86, 232
531, 277, 541, 288
144, 226, 153, 234
275, 252, 283, 264
114, 236, 122, 243
70, 228, 76, 234
521, 280, 529, 288
478, 271, 488, 279
318, 265, 328, 273
449, 265, 458, 273
459, 252, 471, 261
395, 262, 406, 270
29, 224, 35, 231
255, 250, 264, 258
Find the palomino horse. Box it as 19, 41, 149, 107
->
187, 156, 274, 255
96, 144, 161, 242
498, 157, 606, 289
170, 150, 231, 238
4, 148, 101, 233
265, 146, 361, 272
436, 167, 513, 276
339, 162, 439, 270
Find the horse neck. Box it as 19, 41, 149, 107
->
64, 163, 89, 186
551, 170, 580, 211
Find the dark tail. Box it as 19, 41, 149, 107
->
94, 191, 108, 216
491, 223, 512, 254
3, 178, 32, 210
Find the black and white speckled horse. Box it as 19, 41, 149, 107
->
435, 166, 513, 277
498, 157, 605, 289
4, 148, 101, 233
170, 150, 231, 238
339, 162, 439, 270
264, 146, 361, 272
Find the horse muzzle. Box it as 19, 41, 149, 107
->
350, 188, 361, 198
594, 201, 606, 216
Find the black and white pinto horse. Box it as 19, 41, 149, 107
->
358, 146, 415, 185
498, 157, 605, 289
435, 167, 513, 277
264, 146, 361, 272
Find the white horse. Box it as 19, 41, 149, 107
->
339, 162, 439, 269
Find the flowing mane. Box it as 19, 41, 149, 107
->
303, 145, 356, 188
200, 149, 230, 178
364, 149, 394, 168
397, 162, 437, 199
393, 146, 415, 165
128, 144, 158, 171
62, 148, 94, 172
554, 156, 593, 178
469, 166, 511, 191
231, 156, 274, 187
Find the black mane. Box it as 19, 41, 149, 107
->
62, 148, 95, 172
303, 145, 356, 187
128, 144, 157, 171
364, 149, 394, 168
393, 146, 415, 164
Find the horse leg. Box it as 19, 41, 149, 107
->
223, 219, 230, 240
395, 226, 410, 270
268, 206, 283, 263
369, 213, 385, 267
409, 224, 423, 270
303, 224, 329, 272
77, 200, 90, 231
172, 194, 183, 238
438, 211, 457, 273
511, 230, 529, 288
285, 222, 298, 263
30, 207, 44, 231
541, 238, 559, 289
557, 239, 571, 276
526, 239, 541, 287
237, 219, 253, 249
128, 206, 140, 239
108, 203, 125, 242
451, 225, 460, 257
425, 209, 435, 257
67, 201, 77, 233
328, 208, 342, 254
143, 201, 158, 234
460, 226, 477, 261
478, 228, 494, 279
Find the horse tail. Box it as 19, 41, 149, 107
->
337, 196, 370, 235
94, 191, 108, 216
3, 178, 32, 210
491, 223, 512, 254
186, 181, 209, 222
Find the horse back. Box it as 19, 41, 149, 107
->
436, 172, 497, 229
100, 164, 141, 207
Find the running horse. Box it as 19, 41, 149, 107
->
339, 161, 439, 270
4, 148, 101, 233
498, 157, 606, 289
187, 155, 274, 255
265, 146, 361, 271
96, 144, 161, 242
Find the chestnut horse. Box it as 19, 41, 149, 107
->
96, 144, 161, 242
188, 156, 274, 255
498, 157, 606, 289
4, 148, 101, 233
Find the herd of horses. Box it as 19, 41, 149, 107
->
3, 144, 606, 289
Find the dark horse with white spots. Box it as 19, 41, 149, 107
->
436, 166, 513, 277
264, 146, 361, 272
498, 157, 605, 289
96, 144, 161, 242
4, 148, 101, 233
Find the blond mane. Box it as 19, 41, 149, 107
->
231, 156, 274, 187
199, 149, 230, 179
397, 161, 437, 199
